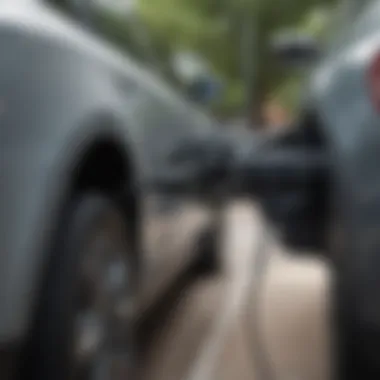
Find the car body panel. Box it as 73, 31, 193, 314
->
0, 0, 217, 343
301, 0, 380, 325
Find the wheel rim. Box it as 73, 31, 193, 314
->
73, 217, 134, 380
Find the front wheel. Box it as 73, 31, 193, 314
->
21, 194, 137, 380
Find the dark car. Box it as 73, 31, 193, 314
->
268, 1, 380, 378
0, 1, 222, 379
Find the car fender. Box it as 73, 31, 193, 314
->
307, 32, 380, 325
0, 6, 144, 343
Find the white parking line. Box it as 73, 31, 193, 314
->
184, 202, 262, 380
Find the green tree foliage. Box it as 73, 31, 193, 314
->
92, 0, 338, 118
136, 0, 338, 118
271, 5, 334, 112
97, 10, 148, 61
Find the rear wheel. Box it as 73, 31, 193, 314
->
22, 194, 136, 380
334, 267, 380, 380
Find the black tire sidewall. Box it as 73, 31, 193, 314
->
22, 194, 135, 380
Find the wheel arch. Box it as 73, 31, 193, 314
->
67, 133, 141, 256
0, 114, 143, 345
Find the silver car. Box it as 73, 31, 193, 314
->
0, 1, 222, 379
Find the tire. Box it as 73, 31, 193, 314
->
21, 194, 136, 380
334, 264, 380, 379
333, 278, 371, 380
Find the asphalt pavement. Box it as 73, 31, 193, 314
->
139, 201, 331, 380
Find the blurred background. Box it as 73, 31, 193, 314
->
93, 0, 365, 129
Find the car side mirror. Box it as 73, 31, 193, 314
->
270, 33, 321, 69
